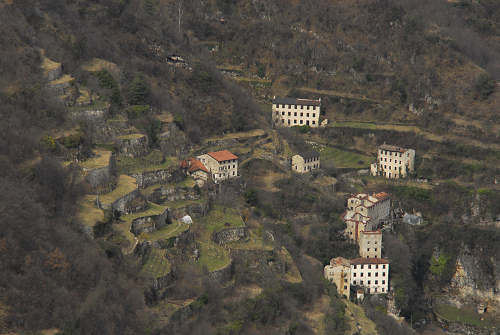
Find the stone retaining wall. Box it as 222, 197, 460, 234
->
212, 227, 247, 245
131, 208, 169, 235
132, 169, 175, 189
116, 135, 149, 157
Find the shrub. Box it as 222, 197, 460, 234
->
126, 105, 150, 119
474, 74, 495, 100
127, 75, 150, 105
96, 70, 117, 89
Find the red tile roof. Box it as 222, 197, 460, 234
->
180, 158, 209, 173
350, 258, 389, 265
208, 150, 238, 162
374, 192, 390, 200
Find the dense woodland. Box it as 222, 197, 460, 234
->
1, 0, 499, 334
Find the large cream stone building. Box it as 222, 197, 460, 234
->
343, 192, 391, 241
371, 144, 415, 179
196, 150, 239, 183
359, 230, 382, 258
272, 97, 321, 128
350, 258, 389, 294
324, 257, 390, 296
291, 151, 320, 173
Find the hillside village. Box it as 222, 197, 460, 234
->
1, 1, 500, 334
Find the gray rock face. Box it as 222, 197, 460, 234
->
133, 169, 175, 189
99, 189, 146, 215
70, 107, 108, 123
212, 227, 247, 244
116, 135, 149, 157
45, 65, 62, 81
131, 208, 169, 235
207, 260, 233, 283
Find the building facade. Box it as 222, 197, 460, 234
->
347, 192, 391, 226
197, 150, 239, 183
291, 151, 320, 173
371, 144, 415, 179
272, 97, 321, 128
325, 257, 390, 296
359, 230, 382, 258
324, 257, 351, 299
180, 158, 210, 185
350, 258, 389, 294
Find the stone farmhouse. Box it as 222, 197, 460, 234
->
197, 150, 239, 183
343, 192, 391, 241
324, 257, 390, 297
371, 144, 415, 179
359, 230, 382, 258
291, 151, 320, 173
272, 96, 321, 128
180, 157, 210, 185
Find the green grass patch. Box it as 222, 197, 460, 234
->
120, 202, 167, 226
435, 304, 500, 328
314, 145, 373, 168
139, 220, 190, 242
80, 149, 112, 170
117, 133, 146, 140
197, 241, 230, 272
228, 228, 273, 251
329, 121, 378, 129
141, 248, 171, 278
116, 150, 177, 174
200, 205, 244, 233
99, 174, 137, 206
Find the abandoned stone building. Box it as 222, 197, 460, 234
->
324, 257, 352, 299
324, 257, 390, 297
197, 150, 239, 183
371, 144, 415, 179
343, 192, 391, 241
291, 151, 320, 173
272, 96, 321, 128
359, 230, 382, 258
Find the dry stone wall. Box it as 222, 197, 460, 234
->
212, 227, 247, 244
133, 169, 175, 189
131, 208, 169, 235
116, 135, 149, 157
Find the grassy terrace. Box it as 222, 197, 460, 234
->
435, 304, 500, 328
41, 56, 60, 72
68, 100, 109, 112
228, 228, 273, 251
141, 248, 171, 279
117, 133, 146, 140
205, 128, 266, 142
116, 150, 177, 174
99, 174, 137, 206
139, 220, 190, 242
299, 87, 390, 105
81, 57, 119, 73
121, 202, 167, 226
197, 241, 231, 272
50, 74, 74, 85
76, 195, 104, 227
80, 150, 112, 170
164, 197, 205, 209
200, 205, 245, 233
315, 145, 373, 169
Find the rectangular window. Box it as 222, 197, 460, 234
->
294, 112, 297, 116
300, 112, 303, 116
294, 119, 297, 124
307, 113, 309, 117
294, 105, 297, 109
375, 265, 378, 269
375, 272, 378, 277
382, 288, 385, 292
383, 265, 386, 269
368, 265, 371, 269
375, 280, 378, 284
361, 265, 364, 269
360, 273, 363, 277
368, 280, 371, 285
375, 248, 377, 251
312, 113, 315, 117
344, 285, 347, 289
367, 248, 370, 251
382, 280, 385, 284
307, 106, 310, 110
360, 280, 363, 285
288, 112, 291, 116
312, 121, 315, 124
353, 273, 356, 277
382, 272, 385, 276
368, 272, 371, 277
344, 279, 347, 283
282, 112, 285, 116
353, 265, 356, 269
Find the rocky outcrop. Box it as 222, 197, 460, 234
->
83, 153, 116, 192
133, 169, 175, 189
448, 249, 500, 309
70, 106, 108, 123
130, 208, 169, 235
212, 227, 247, 245
116, 134, 149, 157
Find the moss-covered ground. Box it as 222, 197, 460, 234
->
435, 304, 500, 328
76, 195, 104, 228
199, 205, 245, 233
139, 220, 190, 242
196, 241, 231, 272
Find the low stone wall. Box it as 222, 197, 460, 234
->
116, 135, 149, 157
99, 189, 145, 215
70, 108, 108, 123
131, 208, 169, 235
132, 169, 175, 189
212, 227, 247, 245
84, 154, 116, 192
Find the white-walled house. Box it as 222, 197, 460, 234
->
272, 97, 321, 128
371, 144, 415, 179
197, 150, 239, 183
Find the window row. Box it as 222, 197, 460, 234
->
352, 272, 385, 277
276, 104, 318, 110
281, 119, 316, 125
219, 164, 236, 171
381, 150, 403, 157
380, 157, 404, 164
276, 111, 317, 118
353, 264, 386, 269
